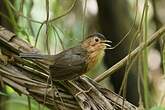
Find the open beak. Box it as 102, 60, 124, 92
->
101, 40, 113, 49
101, 40, 112, 43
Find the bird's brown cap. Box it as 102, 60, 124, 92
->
86, 33, 106, 40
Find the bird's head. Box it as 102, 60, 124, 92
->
81, 33, 112, 71
81, 33, 111, 53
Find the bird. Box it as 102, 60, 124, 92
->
20, 33, 111, 81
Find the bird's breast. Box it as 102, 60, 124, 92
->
86, 50, 105, 71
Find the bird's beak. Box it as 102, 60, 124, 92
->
101, 40, 112, 43
101, 40, 112, 49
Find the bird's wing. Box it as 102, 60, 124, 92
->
50, 47, 88, 80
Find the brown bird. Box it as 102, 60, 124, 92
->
20, 33, 111, 80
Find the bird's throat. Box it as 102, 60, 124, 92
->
86, 49, 105, 71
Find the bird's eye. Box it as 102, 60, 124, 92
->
95, 38, 99, 42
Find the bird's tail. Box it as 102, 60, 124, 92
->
19, 53, 49, 59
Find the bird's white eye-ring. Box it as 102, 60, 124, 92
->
94, 37, 100, 42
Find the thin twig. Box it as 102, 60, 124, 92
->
51, 25, 65, 50
34, 23, 44, 47
118, 0, 139, 97
82, 0, 87, 40
7, 0, 42, 24
48, 0, 77, 23
142, 0, 149, 108
27, 0, 35, 37
27, 96, 32, 110
45, 0, 50, 54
